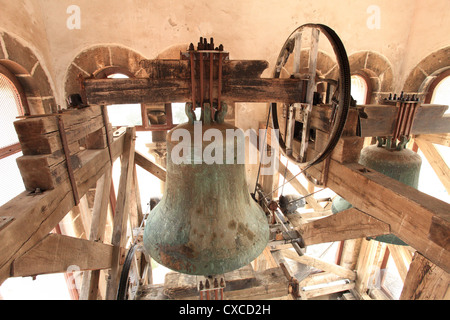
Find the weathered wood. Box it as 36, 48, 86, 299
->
281, 249, 356, 280
355, 239, 386, 294
134, 150, 167, 182
415, 137, 450, 193
0, 217, 14, 232
0, 132, 125, 285
14, 106, 110, 191
386, 244, 412, 282
339, 238, 363, 271
414, 133, 450, 147
143, 265, 288, 300
11, 233, 114, 277
84, 77, 303, 105
358, 104, 450, 137
299, 208, 390, 245
140, 59, 269, 79
105, 127, 136, 300
400, 252, 450, 300
307, 158, 450, 273
80, 169, 112, 300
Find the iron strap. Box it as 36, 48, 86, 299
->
57, 115, 80, 205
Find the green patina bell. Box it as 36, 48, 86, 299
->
143, 103, 269, 275
332, 137, 422, 245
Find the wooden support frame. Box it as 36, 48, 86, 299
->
306, 158, 450, 273
0, 130, 125, 284
105, 127, 136, 300
414, 137, 450, 193
400, 252, 450, 300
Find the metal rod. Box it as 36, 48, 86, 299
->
57, 115, 80, 205
287, 187, 326, 205
190, 52, 196, 112
210, 52, 214, 121
200, 52, 204, 110
218, 52, 222, 110
254, 105, 272, 196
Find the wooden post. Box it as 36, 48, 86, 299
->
105, 127, 136, 300
80, 169, 112, 300
400, 252, 450, 300
414, 137, 450, 193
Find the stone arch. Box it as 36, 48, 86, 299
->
403, 46, 450, 101
0, 31, 56, 115
64, 44, 148, 101
348, 51, 394, 104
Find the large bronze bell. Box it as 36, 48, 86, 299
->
143, 103, 269, 275
332, 137, 422, 245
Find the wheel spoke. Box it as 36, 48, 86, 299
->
271, 23, 350, 168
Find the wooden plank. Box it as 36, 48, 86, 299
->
281, 249, 356, 280
134, 150, 167, 182
400, 252, 450, 300
354, 239, 386, 294
299, 271, 342, 287
299, 208, 390, 246
386, 244, 411, 282
415, 137, 450, 193
307, 158, 450, 273
105, 127, 136, 300
302, 280, 355, 299
11, 233, 114, 277
0, 132, 125, 285
154, 266, 287, 300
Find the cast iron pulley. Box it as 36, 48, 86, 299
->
271, 23, 351, 167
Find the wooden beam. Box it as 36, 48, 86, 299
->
301, 280, 355, 299
307, 158, 450, 273
84, 77, 303, 105
414, 137, 450, 193
298, 208, 390, 246
134, 150, 166, 182
386, 244, 412, 283
11, 233, 114, 277
0, 132, 125, 285
358, 104, 450, 136
106, 127, 136, 300
414, 133, 450, 147
400, 252, 450, 300
281, 249, 356, 280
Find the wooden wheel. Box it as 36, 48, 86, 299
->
271, 24, 351, 167
117, 243, 151, 300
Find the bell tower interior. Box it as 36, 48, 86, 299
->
0, 0, 449, 307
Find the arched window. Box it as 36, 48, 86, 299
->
0, 67, 26, 206
425, 70, 450, 114
351, 74, 370, 105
